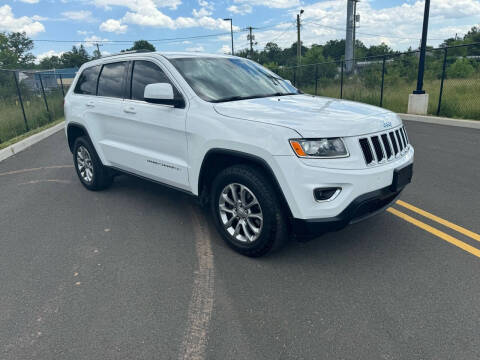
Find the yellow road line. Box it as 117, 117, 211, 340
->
387, 207, 480, 259
396, 199, 480, 242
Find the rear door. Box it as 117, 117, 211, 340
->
91, 61, 129, 164
100, 58, 190, 190
67, 64, 101, 142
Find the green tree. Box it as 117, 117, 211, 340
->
303, 44, 325, 65
447, 58, 475, 78
124, 40, 156, 52
60, 45, 90, 68
365, 43, 394, 58
323, 39, 345, 60
39, 55, 63, 69
0, 32, 35, 68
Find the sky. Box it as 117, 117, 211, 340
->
1, 0, 479, 62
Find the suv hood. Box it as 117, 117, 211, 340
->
213, 94, 401, 138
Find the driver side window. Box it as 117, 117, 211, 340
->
130, 60, 181, 101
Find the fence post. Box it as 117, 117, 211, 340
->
12, 71, 29, 132
59, 74, 65, 97
340, 60, 344, 99
293, 68, 296, 87
437, 48, 447, 116
314, 64, 318, 96
380, 56, 386, 107
38, 74, 52, 123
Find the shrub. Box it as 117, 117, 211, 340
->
447, 58, 475, 78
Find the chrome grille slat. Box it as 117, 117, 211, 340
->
389, 132, 399, 155
359, 126, 410, 166
395, 130, 404, 151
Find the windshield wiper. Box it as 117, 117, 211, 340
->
212, 95, 266, 103
212, 92, 301, 103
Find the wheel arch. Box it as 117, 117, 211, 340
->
66, 123, 92, 153
198, 148, 293, 218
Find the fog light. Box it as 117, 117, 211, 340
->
314, 187, 341, 202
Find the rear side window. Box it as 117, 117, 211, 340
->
74, 65, 101, 95
97, 62, 127, 98
131, 60, 178, 101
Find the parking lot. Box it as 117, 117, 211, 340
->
0, 120, 479, 359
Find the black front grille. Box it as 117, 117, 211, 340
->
389, 132, 399, 154
371, 136, 384, 162
381, 134, 392, 158
359, 138, 374, 164
359, 126, 410, 165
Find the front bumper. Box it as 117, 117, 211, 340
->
291, 181, 406, 237
272, 146, 414, 220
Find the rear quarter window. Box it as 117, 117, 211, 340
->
74, 65, 101, 95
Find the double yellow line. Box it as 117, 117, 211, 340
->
387, 200, 480, 258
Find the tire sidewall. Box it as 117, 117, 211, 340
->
73, 137, 99, 190
211, 167, 278, 254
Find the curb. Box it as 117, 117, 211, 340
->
399, 114, 480, 129
0, 121, 65, 163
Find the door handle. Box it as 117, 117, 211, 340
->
123, 106, 136, 114
86, 101, 95, 108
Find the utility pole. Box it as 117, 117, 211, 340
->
247, 27, 255, 59
345, 0, 357, 73
414, 0, 430, 94
297, 10, 304, 67
352, 1, 359, 61
223, 18, 234, 55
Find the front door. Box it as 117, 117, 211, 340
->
99, 59, 189, 191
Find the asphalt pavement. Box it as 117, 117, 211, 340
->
0, 121, 479, 360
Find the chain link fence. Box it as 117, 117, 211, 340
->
0, 68, 76, 145
277, 42, 480, 120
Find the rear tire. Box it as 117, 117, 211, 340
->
73, 136, 113, 191
210, 165, 288, 257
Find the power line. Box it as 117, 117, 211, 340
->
303, 20, 445, 41
31, 30, 249, 44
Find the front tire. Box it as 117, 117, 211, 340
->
73, 136, 113, 191
210, 165, 288, 257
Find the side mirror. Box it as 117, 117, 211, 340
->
144, 83, 184, 108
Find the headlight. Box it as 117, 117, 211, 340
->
289, 138, 348, 158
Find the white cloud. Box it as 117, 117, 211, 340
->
93, 0, 235, 31
94, 0, 182, 11
227, 4, 252, 15
192, 8, 212, 17
233, 0, 299, 9
82, 35, 109, 48
245, 0, 480, 52
100, 19, 128, 33
19, 0, 39, 3
218, 44, 231, 54
35, 50, 65, 64
198, 0, 214, 11
186, 45, 205, 52
31, 15, 48, 21
0, 5, 45, 36
77, 30, 91, 36
62, 10, 94, 22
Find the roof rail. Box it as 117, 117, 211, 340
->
101, 49, 154, 58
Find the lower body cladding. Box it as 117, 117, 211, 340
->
273, 147, 414, 237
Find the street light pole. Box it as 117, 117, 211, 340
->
414, 0, 430, 94
223, 18, 234, 55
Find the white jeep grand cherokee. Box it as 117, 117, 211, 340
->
65, 51, 414, 257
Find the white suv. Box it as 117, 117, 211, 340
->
65, 51, 414, 257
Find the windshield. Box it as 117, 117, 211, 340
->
168, 57, 300, 103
